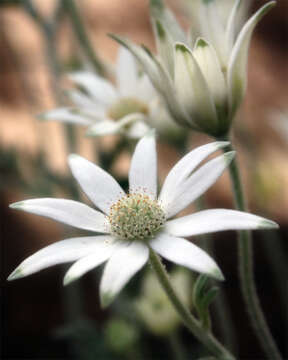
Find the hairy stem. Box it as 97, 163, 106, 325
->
149, 249, 235, 360
222, 139, 282, 360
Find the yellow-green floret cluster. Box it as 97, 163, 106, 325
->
108, 193, 166, 241
108, 97, 148, 120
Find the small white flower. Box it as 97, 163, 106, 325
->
113, 0, 275, 137
40, 47, 174, 139
8, 133, 278, 307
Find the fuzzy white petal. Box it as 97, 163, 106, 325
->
68, 154, 125, 214
69, 72, 118, 106
228, 2, 275, 116
63, 240, 118, 285
116, 47, 139, 96
166, 209, 279, 237
174, 43, 218, 133
129, 131, 157, 198
8, 236, 114, 280
150, 233, 223, 280
10, 198, 109, 233
100, 241, 149, 307
39, 107, 93, 125
162, 152, 235, 218
159, 141, 229, 206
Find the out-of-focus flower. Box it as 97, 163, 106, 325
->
135, 268, 191, 336
8, 133, 278, 307
112, 0, 275, 137
40, 47, 178, 139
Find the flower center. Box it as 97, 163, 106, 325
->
108, 97, 149, 120
108, 193, 166, 241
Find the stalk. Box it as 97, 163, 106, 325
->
221, 138, 282, 360
149, 248, 235, 360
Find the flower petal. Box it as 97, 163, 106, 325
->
86, 113, 145, 137
174, 43, 218, 134
166, 209, 279, 237
68, 154, 125, 214
227, 1, 276, 117
69, 71, 118, 106
225, 0, 242, 54
193, 38, 227, 111
63, 240, 118, 285
7, 236, 114, 280
127, 120, 150, 139
150, 0, 187, 43
100, 241, 149, 308
116, 46, 139, 97
38, 107, 93, 125
150, 233, 223, 280
152, 19, 175, 76
161, 151, 235, 218
10, 198, 109, 233
129, 130, 157, 198
159, 141, 229, 207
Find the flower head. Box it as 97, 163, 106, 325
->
112, 0, 275, 137
8, 133, 278, 307
40, 47, 179, 139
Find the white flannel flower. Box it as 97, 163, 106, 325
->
112, 0, 275, 137
40, 47, 174, 139
8, 133, 278, 307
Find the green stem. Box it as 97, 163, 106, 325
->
222, 139, 282, 360
149, 249, 235, 360
62, 0, 107, 76
195, 198, 237, 354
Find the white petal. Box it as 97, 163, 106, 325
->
127, 120, 150, 139
129, 131, 157, 198
86, 119, 121, 137
174, 43, 218, 134
66, 90, 106, 118
86, 113, 145, 137
63, 240, 118, 285
150, 233, 223, 280
193, 38, 227, 109
100, 241, 149, 307
68, 154, 125, 214
225, 0, 242, 54
159, 141, 229, 207
227, 2, 276, 117
152, 19, 175, 76
116, 46, 138, 96
167, 152, 235, 218
8, 236, 114, 280
161, 152, 235, 218
149, 0, 187, 44
10, 198, 109, 233
166, 209, 279, 238
69, 72, 118, 106
38, 107, 92, 125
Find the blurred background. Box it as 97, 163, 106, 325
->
2, 0, 287, 359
